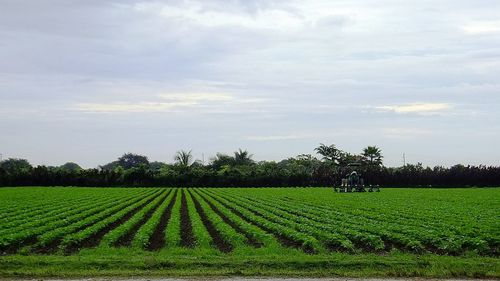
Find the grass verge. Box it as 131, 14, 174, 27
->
0, 250, 498, 278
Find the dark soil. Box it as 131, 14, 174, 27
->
0, 236, 38, 255
195, 190, 263, 248
189, 190, 233, 253
114, 190, 173, 247
63, 190, 163, 254
179, 190, 195, 248
147, 190, 178, 251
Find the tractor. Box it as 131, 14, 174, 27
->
334, 168, 380, 193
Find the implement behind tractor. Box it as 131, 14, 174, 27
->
334, 171, 380, 193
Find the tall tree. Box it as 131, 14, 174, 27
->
59, 162, 82, 172
314, 143, 341, 163
338, 151, 363, 167
174, 150, 193, 167
100, 161, 119, 171
118, 153, 149, 169
362, 146, 383, 166
0, 158, 32, 174
234, 149, 254, 165
210, 153, 235, 169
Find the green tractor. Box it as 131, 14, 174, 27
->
334, 165, 380, 193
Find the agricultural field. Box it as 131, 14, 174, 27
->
0, 187, 499, 278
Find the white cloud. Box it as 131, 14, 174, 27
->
134, 2, 305, 31
74, 101, 195, 113
375, 103, 452, 114
132, 1, 356, 32
73, 92, 266, 113
462, 21, 500, 34
2, 0, 500, 167
158, 93, 234, 102
245, 134, 311, 141
381, 127, 432, 138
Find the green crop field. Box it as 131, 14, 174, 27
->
0, 187, 499, 278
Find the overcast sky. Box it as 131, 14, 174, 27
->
1, 0, 499, 168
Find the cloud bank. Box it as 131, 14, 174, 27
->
0, 0, 499, 167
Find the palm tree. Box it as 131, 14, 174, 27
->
174, 150, 193, 167
234, 149, 254, 165
362, 146, 383, 166
314, 143, 340, 163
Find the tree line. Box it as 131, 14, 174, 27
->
1, 144, 499, 187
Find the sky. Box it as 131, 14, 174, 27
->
0, 0, 499, 168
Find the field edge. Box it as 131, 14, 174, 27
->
0, 253, 499, 279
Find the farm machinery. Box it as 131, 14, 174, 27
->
334, 171, 380, 193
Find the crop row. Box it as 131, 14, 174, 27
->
0, 189, 157, 253
0, 187, 497, 256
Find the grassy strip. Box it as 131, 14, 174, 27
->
0, 251, 498, 278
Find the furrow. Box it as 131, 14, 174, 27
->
147, 189, 178, 251
189, 189, 233, 253
179, 190, 195, 248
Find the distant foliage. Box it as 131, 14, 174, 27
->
59, 162, 82, 172
117, 153, 149, 170
0, 146, 499, 187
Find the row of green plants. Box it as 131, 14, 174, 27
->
59, 189, 164, 252
0, 187, 498, 256
200, 189, 323, 253
209, 189, 363, 252
222, 190, 386, 252
0, 189, 147, 238
164, 190, 182, 248
34, 189, 159, 251
218, 188, 499, 256
0, 195, 119, 235
191, 190, 263, 250
0, 188, 93, 220
0, 189, 153, 252
184, 190, 212, 249
131, 189, 177, 249
192, 189, 278, 249
242, 193, 458, 254
0, 196, 93, 232
100, 189, 171, 247
253, 195, 427, 253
